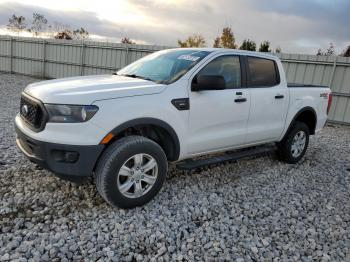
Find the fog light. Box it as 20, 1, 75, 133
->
52, 150, 79, 163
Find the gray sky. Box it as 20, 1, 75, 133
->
0, 0, 349, 54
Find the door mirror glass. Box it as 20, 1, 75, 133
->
191, 75, 226, 91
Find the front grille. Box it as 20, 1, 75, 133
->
20, 94, 46, 131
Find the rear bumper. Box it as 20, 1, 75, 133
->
15, 124, 105, 177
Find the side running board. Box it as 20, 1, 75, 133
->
176, 145, 276, 171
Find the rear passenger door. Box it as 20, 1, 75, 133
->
245, 56, 289, 143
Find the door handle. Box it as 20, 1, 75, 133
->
275, 94, 284, 99
234, 98, 247, 103
236, 91, 243, 95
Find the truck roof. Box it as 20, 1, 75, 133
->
169, 47, 279, 60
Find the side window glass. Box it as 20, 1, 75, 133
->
197, 56, 241, 89
247, 57, 279, 87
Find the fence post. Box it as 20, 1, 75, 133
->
328, 56, 338, 89
80, 42, 85, 76
9, 37, 13, 74
124, 46, 129, 66
42, 40, 46, 78
326, 56, 338, 122
115, 48, 119, 72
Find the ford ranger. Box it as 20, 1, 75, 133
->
15, 48, 332, 208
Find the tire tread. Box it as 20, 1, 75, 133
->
277, 121, 310, 164
95, 135, 167, 208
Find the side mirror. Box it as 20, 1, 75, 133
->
191, 75, 226, 91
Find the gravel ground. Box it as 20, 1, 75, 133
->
1, 73, 350, 261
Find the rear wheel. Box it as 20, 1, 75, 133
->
95, 136, 168, 208
277, 121, 309, 164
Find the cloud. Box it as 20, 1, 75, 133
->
251, 0, 350, 26
248, 0, 350, 43
0, 1, 188, 45
0, 0, 349, 54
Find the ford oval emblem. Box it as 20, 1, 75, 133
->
21, 104, 29, 116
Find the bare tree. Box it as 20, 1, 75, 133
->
325, 43, 335, 56
53, 26, 89, 40
54, 30, 73, 40
52, 22, 71, 33
73, 28, 89, 40
213, 37, 221, 48
7, 14, 26, 34
178, 34, 206, 48
342, 45, 350, 57
31, 13, 48, 36
121, 37, 135, 44
316, 49, 323, 56
317, 43, 335, 56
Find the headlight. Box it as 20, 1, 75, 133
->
45, 104, 99, 123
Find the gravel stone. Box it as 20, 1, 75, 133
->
251, 246, 258, 254
0, 73, 350, 261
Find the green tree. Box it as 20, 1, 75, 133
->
178, 34, 206, 48
259, 41, 271, 52
31, 13, 47, 36
121, 37, 135, 44
239, 39, 256, 51
212, 27, 237, 49
7, 14, 26, 34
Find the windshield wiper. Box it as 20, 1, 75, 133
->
119, 74, 155, 82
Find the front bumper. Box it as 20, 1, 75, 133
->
15, 124, 105, 177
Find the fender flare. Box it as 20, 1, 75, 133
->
283, 106, 317, 138
110, 118, 180, 161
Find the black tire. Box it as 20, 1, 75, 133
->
95, 136, 168, 208
277, 121, 310, 164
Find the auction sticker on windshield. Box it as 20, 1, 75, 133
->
177, 54, 201, 62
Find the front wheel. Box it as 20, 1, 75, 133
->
95, 136, 168, 208
277, 121, 310, 164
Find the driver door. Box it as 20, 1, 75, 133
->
187, 55, 251, 154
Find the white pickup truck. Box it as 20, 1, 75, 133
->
15, 48, 332, 208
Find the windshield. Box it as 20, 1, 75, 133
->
117, 49, 211, 84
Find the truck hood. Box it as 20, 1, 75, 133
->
24, 75, 167, 104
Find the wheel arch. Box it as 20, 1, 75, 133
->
284, 106, 317, 138
106, 118, 180, 162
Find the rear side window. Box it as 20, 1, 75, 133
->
197, 56, 241, 89
247, 57, 279, 87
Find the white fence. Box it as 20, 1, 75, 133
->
279, 53, 350, 125
0, 35, 349, 125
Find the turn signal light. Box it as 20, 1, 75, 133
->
100, 133, 114, 144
